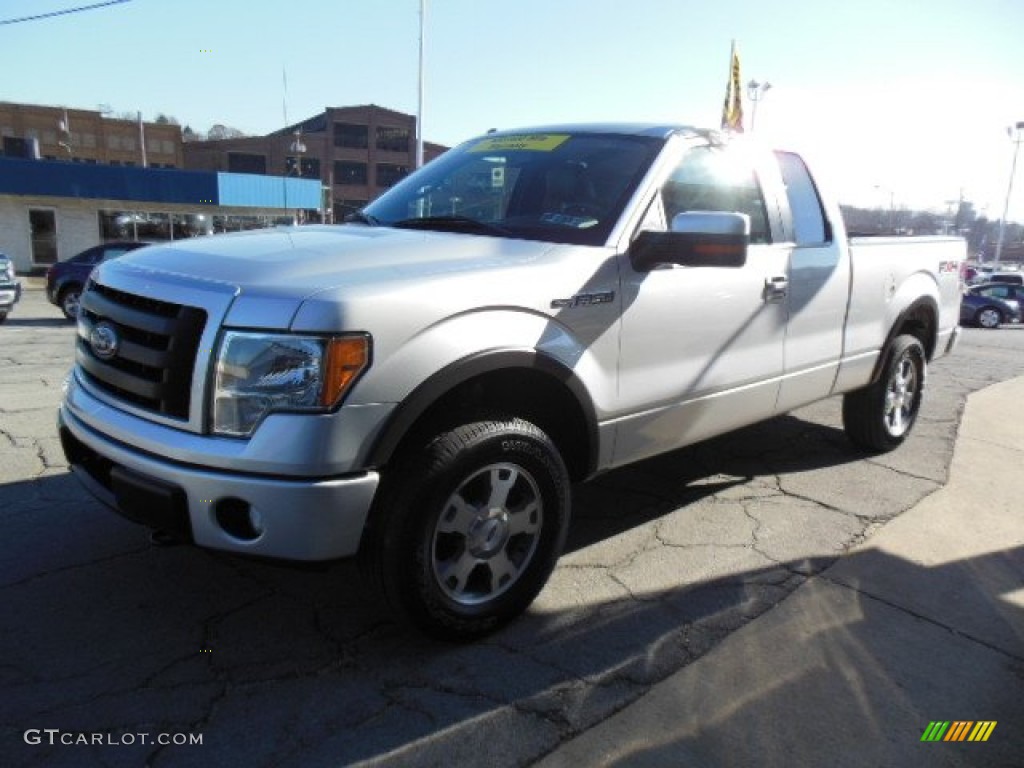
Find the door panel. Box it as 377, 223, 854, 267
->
775, 242, 847, 412
613, 243, 789, 467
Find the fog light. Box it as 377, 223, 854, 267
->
214, 498, 262, 541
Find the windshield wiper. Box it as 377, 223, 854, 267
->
343, 210, 381, 226
391, 215, 512, 236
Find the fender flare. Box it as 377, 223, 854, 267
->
364, 348, 600, 475
869, 296, 939, 384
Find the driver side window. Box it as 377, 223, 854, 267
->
660, 145, 770, 243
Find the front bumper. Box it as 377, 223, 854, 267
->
58, 404, 380, 561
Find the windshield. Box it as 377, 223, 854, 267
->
359, 131, 663, 246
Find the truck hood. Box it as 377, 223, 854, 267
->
100, 224, 561, 329
115, 225, 552, 297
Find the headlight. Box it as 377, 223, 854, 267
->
212, 331, 370, 437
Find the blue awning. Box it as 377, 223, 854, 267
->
0, 157, 321, 209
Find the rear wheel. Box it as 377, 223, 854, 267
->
843, 334, 926, 453
974, 306, 1002, 329
361, 418, 570, 640
0, 311, 7, 324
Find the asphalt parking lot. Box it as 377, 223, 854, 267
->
3, 283, 1024, 767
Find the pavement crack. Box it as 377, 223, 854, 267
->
0, 544, 153, 590
862, 459, 943, 485
821, 575, 1024, 664
146, 680, 230, 768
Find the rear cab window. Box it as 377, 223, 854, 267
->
774, 151, 832, 246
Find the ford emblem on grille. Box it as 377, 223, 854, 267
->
89, 322, 120, 360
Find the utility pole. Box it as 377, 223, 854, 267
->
416, 0, 426, 169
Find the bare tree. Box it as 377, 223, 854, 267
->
206, 124, 248, 140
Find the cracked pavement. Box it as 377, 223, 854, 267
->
3, 286, 1024, 767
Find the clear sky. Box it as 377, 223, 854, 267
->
2, 0, 1023, 220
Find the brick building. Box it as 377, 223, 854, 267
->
0, 102, 183, 168
182, 105, 448, 221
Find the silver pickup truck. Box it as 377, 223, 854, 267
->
58, 125, 963, 638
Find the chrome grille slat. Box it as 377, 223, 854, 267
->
81, 289, 178, 336
76, 347, 164, 400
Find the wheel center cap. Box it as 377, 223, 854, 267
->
467, 508, 510, 557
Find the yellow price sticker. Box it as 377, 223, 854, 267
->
469, 134, 569, 153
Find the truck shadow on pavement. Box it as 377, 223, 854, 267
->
1, 410, 966, 768
557, 544, 1024, 768
2, 316, 73, 328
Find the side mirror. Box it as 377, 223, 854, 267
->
630, 211, 750, 271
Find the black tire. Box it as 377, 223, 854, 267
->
843, 334, 926, 453
59, 285, 82, 321
0, 311, 7, 324
360, 418, 570, 640
974, 306, 1002, 329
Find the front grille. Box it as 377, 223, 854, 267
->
77, 281, 207, 419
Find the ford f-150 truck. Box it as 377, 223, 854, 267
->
58, 125, 963, 638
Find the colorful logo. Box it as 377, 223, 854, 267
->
920, 721, 997, 742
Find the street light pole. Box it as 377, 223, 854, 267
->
994, 120, 1024, 266
746, 80, 771, 131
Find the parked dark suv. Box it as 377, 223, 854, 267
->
46, 241, 149, 320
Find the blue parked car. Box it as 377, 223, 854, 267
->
45, 241, 149, 320
960, 282, 1023, 329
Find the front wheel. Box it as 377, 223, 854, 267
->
843, 334, 926, 453
361, 418, 571, 640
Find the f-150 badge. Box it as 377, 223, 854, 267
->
550, 291, 615, 309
